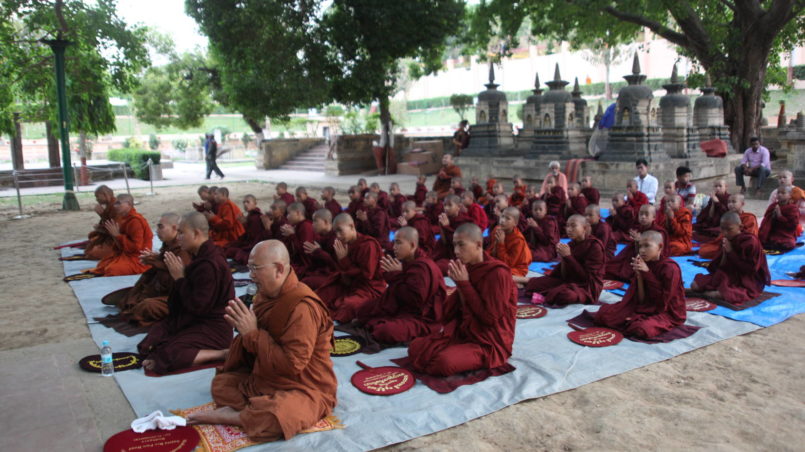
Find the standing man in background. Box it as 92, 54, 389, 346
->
206, 133, 225, 180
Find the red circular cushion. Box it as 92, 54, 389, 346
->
103, 426, 199, 452
770, 279, 805, 288
517, 305, 547, 319
685, 297, 717, 312
351, 366, 415, 396
567, 327, 623, 347
602, 280, 624, 290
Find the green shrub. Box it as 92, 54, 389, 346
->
108, 148, 162, 180
794, 65, 805, 81
172, 139, 188, 152
148, 133, 160, 150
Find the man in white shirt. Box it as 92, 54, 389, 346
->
633, 158, 659, 205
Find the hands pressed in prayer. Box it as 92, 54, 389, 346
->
629, 229, 641, 242
94, 204, 104, 215
104, 220, 121, 237
397, 216, 407, 227
236, 213, 247, 225
556, 242, 571, 258
631, 255, 649, 273
711, 191, 719, 203
447, 259, 469, 282
164, 251, 186, 281
722, 237, 733, 253
334, 239, 349, 260
302, 241, 320, 254
438, 213, 450, 227
774, 205, 781, 217
260, 213, 273, 230
494, 228, 506, 244
280, 224, 294, 237
224, 298, 257, 336
356, 210, 368, 222
139, 249, 159, 265
526, 218, 539, 229
380, 255, 403, 273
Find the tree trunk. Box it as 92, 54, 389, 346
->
10, 112, 24, 170
243, 115, 265, 143
378, 95, 392, 175
78, 132, 88, 159
45, 120, 60, 167
718, 43, 768, 153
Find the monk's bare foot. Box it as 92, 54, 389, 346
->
142, 359, 155, 371
193, 349, 228, 365
187, 406, 242, 426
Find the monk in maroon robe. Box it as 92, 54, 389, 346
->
138, 212, 233, 374
585, 204, 616, 260
274, 182, 295, 206
626, 180, 649, 211
295, 187, 320, 220
388, 183, 407, 229
316, 214, 386, 323
469, 177, 484, 202
524, 215, 605, 306
423, 191, 444, 235
346, 185, 366, 218
225, 195, 266, 264
369, 183, 391, 212
758, 186, 800, 251
581, 176, 600, 205
192, 185, 213, 214
559, 183, 589, 233
356, 191, 392, 250
694, 180, 730, 240
412, 175, 428, 207
432, 154, 462, 200
487, 194, 527, 234
280, 203, 316, 276
397, 201, 436, 254
605, 205, 669, 281
524, 200, 560, 262
691, 212, 771, 303
607, 193, 637, 243
357, 178, 370, 198
406, 223, 517, 376
432, 195, 473, 275
301, 209, 338, 290
357, 227, 447, 343
320, 186, 343, 218
461, 191, 489, 231
595, 230, 687, 339
258, 200, 287, 241
540, 176, 565, 218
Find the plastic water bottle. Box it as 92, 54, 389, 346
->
101, 340, 114, 377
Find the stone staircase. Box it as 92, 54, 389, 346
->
278, 144, 328, 172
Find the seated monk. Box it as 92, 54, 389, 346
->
406, 223, 517, 377
607, 192, 637, 243
138, 212, 234, 374
524, 200, 560, 262
540, 176, 565, 218
520, 184, 538, 219
698, 194, 757, 259
580, 176, 600, 205
192, 185, 213, 213
388, 182, 407, 226
85, 185, 117, 260
301, 209, 338, 290
691, 212, 771, 303
320, 186, 342, 218
450, 177, 466, 197
89, 194, 153, 276
432, 195, 473, 275
369, 182, 391, 211
559, 182, 589, 233
605, 205, 669, 282
488, 194, 527, 233
585, 204, 616, 261
258, 200, 287, 241
295, 187, 320, 220
626, 180, 649, 211
768, 170, 805, 233
655, 180, 676, 226
397, 200, 436, 255
422, 191, 444, 235
357, 178, 370, 198
663, 194, 693, 256
758, 186, 801, 251
345, 185, 364, 218
279, 202, 316, 276
432, 153, 462, 200
694, 179, 730, 240
509, 176, 526, 207
273, 182, 295, 206
117, 213, 191, 326
594, 230, 686, 339
355, 191, 392, 250
469, 177, 484, 202
412, 175, 428, 207
316, 214, 385, 323
188, 240, 336, 442
461, 191, 489, 231
487, 207, 532, 277
205, 187, 245, 248
225, 195, 265, 265
357, 227, 447, 344
522, 215, 605, 306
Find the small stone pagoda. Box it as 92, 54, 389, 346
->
658, 64, 696, 158
693, 74, 732, 146
461, 62, 516, 156
516, 73, 544, 144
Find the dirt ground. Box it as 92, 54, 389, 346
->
0, 181, 803, 451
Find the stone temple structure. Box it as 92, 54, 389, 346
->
693, 75, 732, 146
658, 64, 695, 158
461, 62, 515, 157
517, 73, 543, 145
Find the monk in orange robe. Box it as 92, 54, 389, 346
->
205, 187, 245, 248
115, 213, 191, 326
188, 240, 336, 442
698, 194, 757, 259
397, 201, 436, 254
406, 223, 517, 376
89, 194, 153, 276
357, 227, 447, 344
524, 215, 605, 306
663, 194, 693, 256
192, 185, 213, 213
316, 214, 386, 323
85, 185, 117, 260
758, 186, 801, 251
585, 204, 616, 260
768, 170, 805, 234
595, 230, 686, 338
691, 212, 771, 304
432, 154, 462, 199
524, 200, 560, 262
487, 207, 532, 277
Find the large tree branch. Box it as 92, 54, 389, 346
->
661, 0, 714, 60
760, 0, 800, 35
719, 0, 737, 11
601, 6, 689, 48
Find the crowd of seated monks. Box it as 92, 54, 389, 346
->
80, 158, 801, 443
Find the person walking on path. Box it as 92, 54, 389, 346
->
206, 134, 225, 180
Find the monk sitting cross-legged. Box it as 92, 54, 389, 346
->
605, 204, 669, 282
693, 179, 730, 240
279, 202, 316, 277
585, 204, 616, 261
295, 186, 320, 220
690, 212, 771, 304
663, 194, 693, 256
580, 176, 600, 205
300, 209, 338, 290
432, 154, 462, 200
188, 240, 337, 443
461, 191, 489, 231
116, 213, 191, 326
396, 200, 436, 255
559, 182, 589, 233
388, 182, 407, 228
356, 227, 447, 344
540, 175, 565, 218
273, 182, 295, 206
225, 195, 265, 265
89, 194, 153, 276
522, 215, 605, 306
524, 200, 560, 262
594, 230, 687, 339
625, 180, 649, 212
316, 214, 386, 323
487, 207, 532, 277
607, 192, 637, 243
758, 186, 801, 252
138, 212, 234, 374
698, 194, 758, 259
406, 223, 517, 377
355, 191, 392, 250
432, 195, 473, 275
205, 187, 245, 248
85, 185, 117, 260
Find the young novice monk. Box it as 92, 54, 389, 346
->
524, 200, 560, 262
369, 182, 391, 211
280, 202, 316, 276
698, 194, 758, 259
432, 195, 473, 274
540, 175, 565, 218
594, 230, 686, 339
405, 223, 517, 377
656, 180, 676, 225
295, 186, 320, 220
225, 195, 265, 264
450, 177, 466, 197
355, 191, 392, 250
274, 182, 295, 205
758, 186, 801, 251
559, 182, 589, 232
605, 204, 669, 281
585, 204, 616, 260
461, 191, 489, 231
397, 201, 436, 254
206, 187, 245, 248
89, 194, 153, 276
357, 227, 447, 344
580, 176, 600, 205
487, 207, 532, 277
607, 193, 636, 243
301, 209, 338, 290
320, 186, 342, 218
258, 200, 287, 241
523, 215, 605, 306
626, 180, 649, 211
691, 212, 771, 303
664, 194, 693, 256
694, 179, 730, 239
413, 175, 428, 207
345, 185, 364, 218
388, 182, 407, 225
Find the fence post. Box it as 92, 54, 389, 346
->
146, 158, 155, 196
72, 163, 79, 193
121, 162, 131, 195
11, 170, 31, 220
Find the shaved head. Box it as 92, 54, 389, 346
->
641, 230, 664, 245
454, 222, 483, 241
640, 204, 656, 215
252, 240, 290, 268
333, 213, 354, 228
444, 194, 461, 205
160, 212, 180, 225
395, 226, 419, 245
365, 191, 378, 200
244, 194, 256, 203
117, 194, 133, 205
585, 204, 600, 215
720, 211, 742, 227
272, 199, 287, 211
182, 211, 209, 233
287, 202, 306, 214
217, 187, 230, 197
567, 214, 588, 227
312, 208, 332, 222
503, 206, 521, 220
402, 200, 416, 211
533, 199, 547, 209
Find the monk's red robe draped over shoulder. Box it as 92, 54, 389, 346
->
284, 219, 316, 277
412, 182, 428, 207
694, 192, 730, 237
357, 206, 391, 250
432, 213, 473, 275
581, 187, 600, 205
698, 212, 758, 259
432, 165, 462, 199
210, 199, 245, 248
466, 203, 489, 231
591, 221, 616, 261
693, 232, 770, 303
524, 216, 560, 262
301, 197, 320, 220
758, 202, 800, 251
486, 227, 532, 276
91, 207, 153, 276
225, 208, 265, 264
605, 224, 669, 281
607, 205, 637, 243
408, 214, 437, 255
525, 236, 605, 306
323, 199, 342, 218
666, 208, 693, 256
